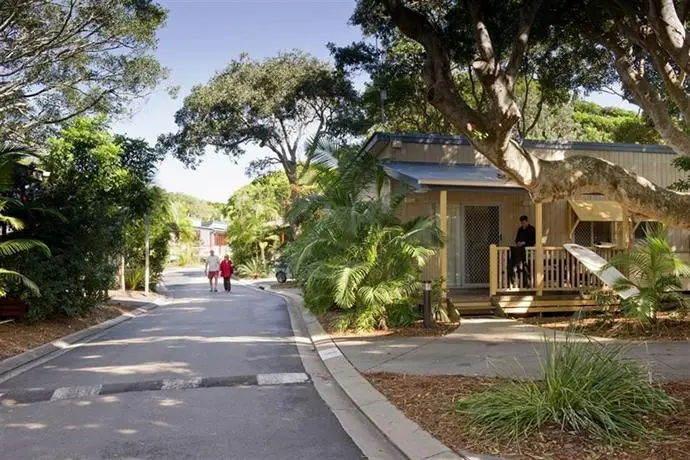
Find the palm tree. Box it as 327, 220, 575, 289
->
168, 200, 196, 244
286, 139, 442, 331
0, 145, 51, 297
605, 224, 690, 325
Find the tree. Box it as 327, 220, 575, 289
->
606, 225, 690, 325
285, 140, 441, 331
0, 147, 50, 297
166, 192, 224, 221
167, 199, 196, 244
329, 37, 457, 134
225, 171, 291, 266
123, 186, 172, 289
354, 1, 690, 225
158, 51, 360, 194
7, 117, 161, 319
0, 0, 168, 147
573, 100, 662, 144
572, 1, 690, 154
331, 35, 654, 143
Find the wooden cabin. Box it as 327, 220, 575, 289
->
363, 133, 690, 315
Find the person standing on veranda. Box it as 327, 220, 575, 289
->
219, 254, 233, 293
205, 250, 221, 292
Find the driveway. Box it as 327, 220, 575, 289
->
0, 268, 370, 459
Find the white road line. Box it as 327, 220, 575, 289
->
50, 385, 102, 401
318, 347, 342, 361
257, 372, 309, 385
161, 377, 202, 391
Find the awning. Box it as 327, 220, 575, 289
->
568, 199, 624, 222
381, 161, 522, 191
568, 199, 660, 239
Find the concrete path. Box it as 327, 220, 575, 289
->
0, 268, 397, 459
334, 317, 690, 381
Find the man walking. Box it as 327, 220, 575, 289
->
220, 254, 233, 292
205, 250, 221, 292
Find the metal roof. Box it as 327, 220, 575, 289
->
381, 161, 523, 190
363, 132, 675, 155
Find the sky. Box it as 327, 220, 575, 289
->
111, 0, 638, 204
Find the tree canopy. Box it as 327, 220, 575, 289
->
224, 171, 291, 265
158, 51, 361, 190
573, 100, 661, 144
7, 117, 162, 319
165, 192, 224, 222
0, 0, 168, 147
349, 0, 690, 226
330, 7, 658, 144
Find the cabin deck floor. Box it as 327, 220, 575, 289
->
448, 288, 604, 316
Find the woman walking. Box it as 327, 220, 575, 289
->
220, 254, 234, 293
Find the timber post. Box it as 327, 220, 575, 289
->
535, 202, 544, 296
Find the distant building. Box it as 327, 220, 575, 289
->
190, 218, 228, 258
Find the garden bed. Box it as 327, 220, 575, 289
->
0, 303, 137, 361
366, 373, 690, 460
520, 311, 690, 341
318, 311, 458, 338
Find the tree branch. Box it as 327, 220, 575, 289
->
600, 31, 690, 154
647, 0, 689, 71
467, 65, 482, 109
535, 155, 690, 228
277, 117, 296, 163
524, 92, 544, 139
379, 0, 484, 132
505, 0, 544, 88
464, 0, 497, 74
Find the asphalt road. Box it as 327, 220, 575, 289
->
0, 268, 366, 459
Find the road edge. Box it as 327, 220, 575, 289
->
241, 281, 489, 460
0, 282, 170, 385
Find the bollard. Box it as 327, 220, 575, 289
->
423, 280, 433, 328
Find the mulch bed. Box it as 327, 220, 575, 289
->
318, 311, 458, 338
520, 311, 690, 341
0, 303, 136, 361
365, 373, 690, 460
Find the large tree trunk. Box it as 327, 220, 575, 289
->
285, 165, 301, 238
380, 0, 690, 227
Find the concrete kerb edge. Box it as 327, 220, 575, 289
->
0, 282, 171, 381
247, 282, 468, 460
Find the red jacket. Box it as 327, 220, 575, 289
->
220, 259, 233, 278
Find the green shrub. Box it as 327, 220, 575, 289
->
125, 267, 145, 290
456, 335, 680, 443
176, 247, 197, 267
605, 224, 690, 325
236, 257, 269, 279
285, 140, 441, 331
6, 118, 163, 320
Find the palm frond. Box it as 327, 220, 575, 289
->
333, 262, 373, 309
0, 239, 51, 257
0, 268, 40, 296
605, 224, 689, 323
0, 215, 26, 230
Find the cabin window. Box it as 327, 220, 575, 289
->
634, 221, 661, 241
573, 221, 613, 246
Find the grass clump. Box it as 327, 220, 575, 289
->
456, 335, 680, 443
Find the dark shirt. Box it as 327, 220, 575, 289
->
515, 224, 536, 247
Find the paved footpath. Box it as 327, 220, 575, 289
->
333, 317, 690, 381
0, 268, 398, 460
